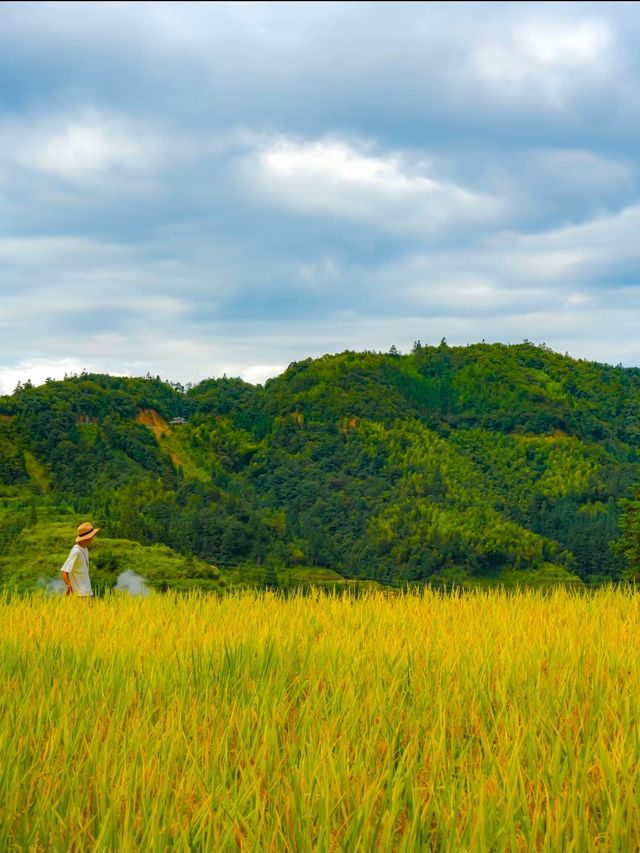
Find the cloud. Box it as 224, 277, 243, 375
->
516, 18, 611, 68
0, 358, 92, 395
468, 13, 615, 107
242, 135, 505, 237
1, 190, 640, 391
20, 114, 159, 182
511, 203, 640, 273
524, 149, 636, 204
241, 364, 288, 385
0, 1, 639, 387
0, 110, 166, 189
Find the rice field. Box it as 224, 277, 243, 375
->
1, 586, 640, 852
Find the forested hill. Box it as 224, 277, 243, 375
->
2, 340, 640, 589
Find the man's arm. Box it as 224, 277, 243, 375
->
61, 571, 73, 596
60, 548, 78, 597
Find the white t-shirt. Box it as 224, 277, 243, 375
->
61, 544, 93, 597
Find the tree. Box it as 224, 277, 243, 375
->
614, 493, 640, 580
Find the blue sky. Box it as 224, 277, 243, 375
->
1, 1, 640, 392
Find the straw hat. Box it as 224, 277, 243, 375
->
75, 522, 100, 544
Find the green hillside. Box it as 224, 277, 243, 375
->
0, 511, 224, 595
2, 341, 640, 591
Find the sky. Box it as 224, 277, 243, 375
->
1, 0, 640, 393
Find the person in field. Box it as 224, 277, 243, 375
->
60, 522, 100, 597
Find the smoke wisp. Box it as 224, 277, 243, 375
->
35, 576, 66, 596
114, 570, 150, 597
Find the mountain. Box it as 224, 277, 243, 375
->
1, 341, 639, 591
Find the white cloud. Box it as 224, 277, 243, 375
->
28, 118, 153, 180
0, 110, 165, 187
243, 135, 505, 236
517, 19, 611, 68
0, 358, 92, 395
404, 273, 549, 315
512, 203, 640, 264
240, 364, 287, 385
0, 235, 124, 266
566, 292, 590, 307
469, 15, 614, 105
344, 198, 640, 342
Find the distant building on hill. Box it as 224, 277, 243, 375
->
170, 417, 187, 426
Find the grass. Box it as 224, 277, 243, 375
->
22, 450, 51, 493
1, 586, 640, 852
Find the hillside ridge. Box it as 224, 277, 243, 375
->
1, 342, 638, 590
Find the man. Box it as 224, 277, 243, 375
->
60, 522, 100, 597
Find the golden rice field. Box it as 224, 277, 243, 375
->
1, 587, 640, 853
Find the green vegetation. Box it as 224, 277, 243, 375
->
1, 341, 639, 591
